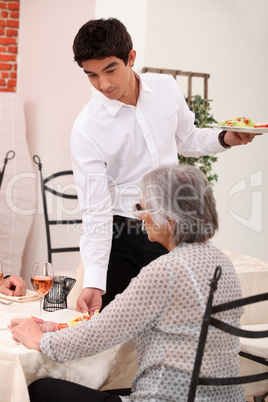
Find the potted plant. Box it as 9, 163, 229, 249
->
179, 95, 218, 187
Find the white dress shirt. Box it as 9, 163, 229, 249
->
71, 73, 224, 292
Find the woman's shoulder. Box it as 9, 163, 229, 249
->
163, 242, 237, 278
141, 242, 236, 280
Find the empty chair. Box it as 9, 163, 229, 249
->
33, 155, 82, 264
188, 266, 268, 402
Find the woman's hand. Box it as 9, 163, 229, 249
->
9, 318, 43, 350
31, 316, 59, 332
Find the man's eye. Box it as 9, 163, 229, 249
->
88, 74, 96, 78
107, 69, 116, 74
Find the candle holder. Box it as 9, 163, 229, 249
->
43, 276, 76, 311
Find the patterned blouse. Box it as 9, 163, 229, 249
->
41, 241, 245, 401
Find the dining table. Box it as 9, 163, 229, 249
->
221, 249, 268, 325
0, 297, 121, 402
1, 250, 268, 401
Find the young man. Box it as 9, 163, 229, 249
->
71, 18, 257, 314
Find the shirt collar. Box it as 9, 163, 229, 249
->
96, 72, 153, 117
138, 73, 153, 95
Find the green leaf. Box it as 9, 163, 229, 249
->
178, 95, 218, 187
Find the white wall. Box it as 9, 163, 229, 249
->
95, 0, 148, 73
18, 0, 149, 285
18, 0, 96, 283
17, 0, 268, 286
145, 0, 268, 260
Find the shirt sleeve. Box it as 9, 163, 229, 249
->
170, 80, 225, 156
71, 127, 113, 293
40, 258, 171, 363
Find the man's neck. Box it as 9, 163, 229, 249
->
123, 72, 140, 106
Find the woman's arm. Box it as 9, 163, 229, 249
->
41, 258, 172, 363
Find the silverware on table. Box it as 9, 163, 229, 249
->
0, 300, 14, 305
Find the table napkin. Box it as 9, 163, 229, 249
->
0, 289, 40, 303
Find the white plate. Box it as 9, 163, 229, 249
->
207, 124, 268, 134
38, 308, 80, 322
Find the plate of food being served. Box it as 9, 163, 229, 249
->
208, 117, 268, 134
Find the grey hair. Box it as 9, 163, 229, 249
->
139, 164, 218, 245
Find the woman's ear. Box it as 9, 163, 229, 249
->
167, 219, 175, 233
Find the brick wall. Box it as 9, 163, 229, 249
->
0, 0, 20, 92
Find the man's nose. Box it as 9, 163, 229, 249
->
99, 75, 111, 90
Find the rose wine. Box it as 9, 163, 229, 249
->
0, 273, 3, 282
31, 276, 54, 296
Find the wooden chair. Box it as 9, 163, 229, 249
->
188, 266, 268, 402
142, 67, 210, 107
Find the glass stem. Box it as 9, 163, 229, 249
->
40, 296, 43, 314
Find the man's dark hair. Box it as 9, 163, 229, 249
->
73, 18, 133, 67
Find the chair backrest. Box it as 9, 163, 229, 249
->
188, 265, 268, 402
33, 155, 82, 264
0, 150, 15, 189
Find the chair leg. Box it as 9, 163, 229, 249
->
253, 396, 261, 402
261, 392, 268, 402
254, 392, 268, 402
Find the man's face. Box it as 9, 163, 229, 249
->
81, 50, 136, 105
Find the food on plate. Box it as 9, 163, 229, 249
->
254, 124, 268, 128
32, 311, 96, 332
218, 117, 255, 127
58, 312, 92, 330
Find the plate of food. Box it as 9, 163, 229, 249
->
32, 311, 95, 332
208, 117, 268, 133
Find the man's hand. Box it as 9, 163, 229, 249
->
76, 287, 102, 315
224, 131, 262, 147
9, 318, 42, 350
0, 275, 27, 296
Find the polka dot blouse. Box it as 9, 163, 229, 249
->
41, 241, 245, 401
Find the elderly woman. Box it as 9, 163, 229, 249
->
10, 165, 245, 402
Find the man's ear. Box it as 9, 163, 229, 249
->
128, 49, 136, 67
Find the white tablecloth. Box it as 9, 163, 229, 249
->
222, 250, 268, 325
0, 300, 121, 402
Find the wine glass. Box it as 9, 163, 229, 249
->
31, 262, 54, 314
0, 260, 3, 283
